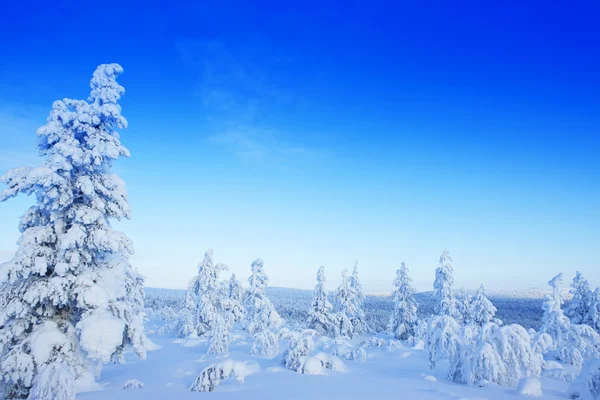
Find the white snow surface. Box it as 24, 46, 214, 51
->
73, 316, 574, 400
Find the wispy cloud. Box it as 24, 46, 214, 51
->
176, 38, 325, 165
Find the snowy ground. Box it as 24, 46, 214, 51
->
80, 319, 571, 400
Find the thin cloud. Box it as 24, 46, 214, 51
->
176, 38, 323, 165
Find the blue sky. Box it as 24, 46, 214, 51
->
0, 0, 599, 292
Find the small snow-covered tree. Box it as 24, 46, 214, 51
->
193, 249, 228, 337
427, 315, 463, 369
471, 285, 497, 326
348, 261, 367, 335
243, 259, 281, 357
456, 288, 473, 325
568, 358, 600, 400
0, 64, 149, 399
590, 288, 600, 333
282, 330, 318, 372
567, 272, 593, 325
539, 273, 600, 367
452, 322, 543, 387
389, 262, 418, 341
178, 275, 200, 338
334, 269, 359, 338
434, 249, 459, 318
307, 266, 336, 337
540, 273, 570, 351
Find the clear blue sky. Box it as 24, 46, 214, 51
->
0, 0, 599, 292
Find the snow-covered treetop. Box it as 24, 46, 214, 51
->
547, 273, 564, 311
472, 284, 497, 325
197, 248, 228, 292
248, 258, 268, 295
434, 249, 457, 317
349, 260, 364, 301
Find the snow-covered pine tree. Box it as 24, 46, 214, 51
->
243, 259, 281, 357
456, 288, 473, 325
333, 269, 357, 338
389, 262, 418, 341
540, 273, 570, 352
567, 271, 593, 325
307, 266, 336, 337
0, 64, 149, 399
194, 249, 228, 337
590, 288, 600, 333
348, 261, 367, 335
178, 275, 200, 338
434, 249, 459, 318
471, 284, 497, 326
206, 274, 245, 355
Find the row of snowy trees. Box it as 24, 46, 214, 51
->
177, 250, 282, 357
0, 65, 152, 400
307, 263, 367, 338
407, 250, 600, 389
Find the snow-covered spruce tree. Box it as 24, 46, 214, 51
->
590, 289, 600, 333
433, 249, 459, 318
540, 273, 570, 352
427, 313, 463, 369
539, 273, 600, 367
452, 322, 543, 387
389, 262, 418, 341
567, 271, 594, 325
178, 274, 200, 338
456, 288, 473, 325
0, 64, 150, 399
307, 266, 336, 337
243, 259, 281, 357
471, 284, 497, 326
333, 269, 358, 338
348, 261, 367, 335
192, 249, 228, 337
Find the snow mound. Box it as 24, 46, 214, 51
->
516, 378, 542, 397
122, 379, 144, 389
190, 360, 260, 392
424, 375, 438, 382
77, 311, 125, 363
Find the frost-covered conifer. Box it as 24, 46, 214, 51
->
540, 273, 570, 351
389, 262, 418, 341
434, 249, 459, 318
243, 259, 281, 357
348, 261, 367, 335
427, 315, 462, 369
452, 322, 543, 387
178, 275, 200, 338
282, 330, 318, 372
567, 272, 593, 325
539, 273, 600, 367
334, 270, 359, 338
194, 249, 228, 337
307, 266, 336, 337
0, 64, 150, 399
456, 288, 473, 325
590, 289, 600, 333
471, 285, 497, 326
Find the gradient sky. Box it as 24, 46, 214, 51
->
0, 0, 599, 293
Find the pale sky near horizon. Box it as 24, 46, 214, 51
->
0, 1, 599, 293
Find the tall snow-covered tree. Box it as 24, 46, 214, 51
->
178, 274, 200, 338
243, 259, 281, 357
348, 261, 367, 334
389, 262, 418, 341
541, 273, 570, 350
471, 285, 497, 326
434, 249, 459, 318
567, 271, 593, 325
0, 64, 150, 399
307, 266, 336, 337
193, 249, 228, 337
334, 269, 357, 338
